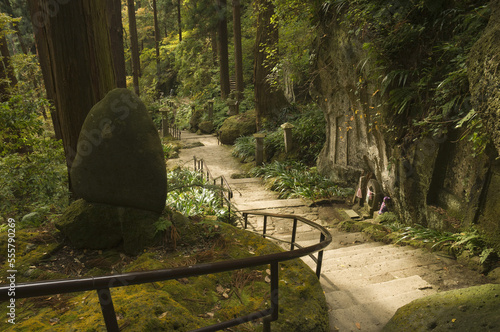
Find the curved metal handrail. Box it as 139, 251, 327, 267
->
1, 157, 332, 331
0, 212, 331, 332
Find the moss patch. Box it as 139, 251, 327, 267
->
0, 214, 328, 331
382, 284, 500, 331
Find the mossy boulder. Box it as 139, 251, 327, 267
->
198, 120, 214, 134
70, 88, 167, 214
56, 199, 160, 254
219, 110, 257, 145
383, 284, 500, 331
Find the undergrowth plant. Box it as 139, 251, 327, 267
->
385, 222, 498, 265
326, 0, 491, 152
232, 104, 326, 165
251, 161, 353, 200
0, 97, 69, 220
166, 168, 232, 223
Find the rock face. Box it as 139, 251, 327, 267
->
219, 110, 257, 145
70, 88, 167, 214
383, 284, 500, 331
312, 4, 500, 251
468, 0, 500, 155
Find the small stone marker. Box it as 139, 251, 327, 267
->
207, 100, 214, 121
254, 133, 266, 166
281, 122, 295, 153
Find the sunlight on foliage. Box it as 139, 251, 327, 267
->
251, 161, 353, 200
166, 168, 230, 222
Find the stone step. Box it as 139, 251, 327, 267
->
236, 198, 305, 211
319, 246, 421, 267
324, 275, 434, 307
328, 287, 435, 332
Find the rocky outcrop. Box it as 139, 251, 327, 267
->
312, 3, 500, 251
468, 0, 500, 155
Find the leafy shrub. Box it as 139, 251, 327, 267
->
251, 161, 353, 200
166, 168, 230, 222
0, 97, 69, 219
232, 136, 255, 161
0, 138, 69, 219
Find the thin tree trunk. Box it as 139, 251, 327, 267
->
28, 0, 116, 180
211, 29, 218, 66
153, 0, 160, 74
106, 0, 127, 88
127, 0, 141, 96
232, 0, 244, 96
254, 0, 287, 130
216, 0, 230, 99
177, 0, 182, 42
0, 33, 17, 102
3, 0, 28, 54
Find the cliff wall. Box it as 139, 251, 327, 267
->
312, 1, 500, 250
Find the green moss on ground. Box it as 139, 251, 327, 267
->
382, 284, 500, 331
0, 213, 328, 331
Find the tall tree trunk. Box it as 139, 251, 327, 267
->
253, 0, 287, 130
127, 0, 141, 96
177, 0, 182, 42
216, 0, 230, 99
106, 0, 127, 88
28, 0, 116, 181
153, 0, 160, 95
0, 32, 17, 102
232, 0, 244, 96
29, 5, 61, 139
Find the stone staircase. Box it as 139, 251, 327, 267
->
176, 131, 485, 332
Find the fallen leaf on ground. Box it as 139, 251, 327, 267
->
355, 322, 361, 329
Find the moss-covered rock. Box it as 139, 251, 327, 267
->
219, 110, 257, 145
70, 88, 167, 214
198, 120, 214, 134
382, 284, 500, 331
55, 199, 160, 254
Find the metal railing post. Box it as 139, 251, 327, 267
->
290, 218, 298, 251
316, 233, 326, 279
244, 213, 248, 229
263, 215, 268, 238
97, 288, 119, 331
263, 261, 279, 332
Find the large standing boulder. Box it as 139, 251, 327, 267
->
70, 88, 167, 214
